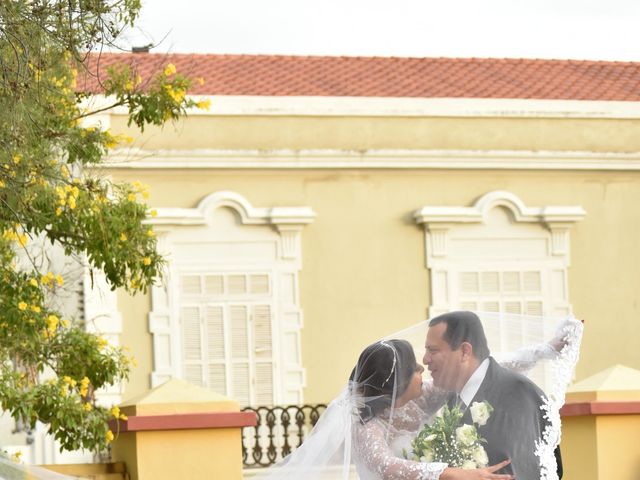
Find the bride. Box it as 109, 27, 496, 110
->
255, 313, 582, 480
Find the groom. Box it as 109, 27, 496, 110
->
423, 311, 562, 479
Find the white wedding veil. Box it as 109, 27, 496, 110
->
0, 453, 78, 480
252, 311, 583, 480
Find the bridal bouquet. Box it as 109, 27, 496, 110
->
409, 401, 493, 469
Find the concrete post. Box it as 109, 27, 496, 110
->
110, 378, 256, 480
560, 364, 640, 480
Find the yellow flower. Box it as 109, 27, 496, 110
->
124, 80, 134, 91
142, 190, 149, 200
13, 154, 21, 164
29, 278, 38, 287
0, 180, 5, 188
119, 233, 127, 242
55, 207, 62, 216
41, 271, 55, 286
149, 209, 158, 218
30, 305, 41, 313
105, 430, 114, 443
197, 77, 205, 86
17, 234, 28, 247
196, 99, 211, 111
55, 274, 64, 287
110, 406, 120, 418
146, 229, 155, 237
135, 74, 142, 86
164, 84, 186, 103
143, 257, 151, 266
18, 302, 27, 311
83, 402, 92, 412
120, 413, 128, 420
46, 315, 59, 334
163, 63, 176, 76
79, 376, 90, 397
67, 197, 76, 210
127, 193, 136, 202
12, 451, 22, 461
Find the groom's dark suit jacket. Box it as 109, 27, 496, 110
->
457, 357, 562, 480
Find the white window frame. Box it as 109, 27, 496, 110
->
414, 190, 586, 319
147, 191, 315, 405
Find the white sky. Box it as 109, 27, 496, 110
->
123, 0, 640, 61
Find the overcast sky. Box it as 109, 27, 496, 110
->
123, 0, 640, 61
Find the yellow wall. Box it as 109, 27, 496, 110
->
113, 429, 243, 480
110, 112, 640, 404
110, 115, 640, 151
561, 416, 598, 480
562, 415, 640, 480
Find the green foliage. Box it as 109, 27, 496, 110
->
0, 0, 203, 452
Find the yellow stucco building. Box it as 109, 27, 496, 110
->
76, 54, 640, 478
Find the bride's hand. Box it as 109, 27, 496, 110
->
440, 460, 514, 480
549, 316, 584, 353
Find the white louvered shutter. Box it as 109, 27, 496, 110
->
207, 306, 226, 394
178, 272, 275, 406
181, 305, 204, 386
457, 269, 546, 317
230, 305, 251, 405
253, 304, 274, 405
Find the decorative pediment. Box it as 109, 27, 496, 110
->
414, 190, 586, 226
149, 191, 316, 230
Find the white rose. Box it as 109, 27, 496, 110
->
470, 401, 492, 426
461, 460, 477, 470
420, 449, 434, 463
473, 446, 489, 467
455, 424, 476, 446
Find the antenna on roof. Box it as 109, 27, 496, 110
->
131, 44, 153, 54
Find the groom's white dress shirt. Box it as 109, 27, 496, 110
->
459, 358, 490, 408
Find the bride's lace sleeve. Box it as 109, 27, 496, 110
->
354, 420, 447, 480
495, 316, 582, 374
496, 342, 557, 374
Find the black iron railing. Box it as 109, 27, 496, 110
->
241, 404, 327, 468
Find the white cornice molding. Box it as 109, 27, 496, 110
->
196, 96, 640, 119
86, 94, 640, 119
414, 190, 586, 226
148, 190, 316, 228
105, 148, 640, 171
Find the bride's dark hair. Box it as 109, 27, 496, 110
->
349, 339, 417, 423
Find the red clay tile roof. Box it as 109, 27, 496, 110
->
80, 53, 640, 101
